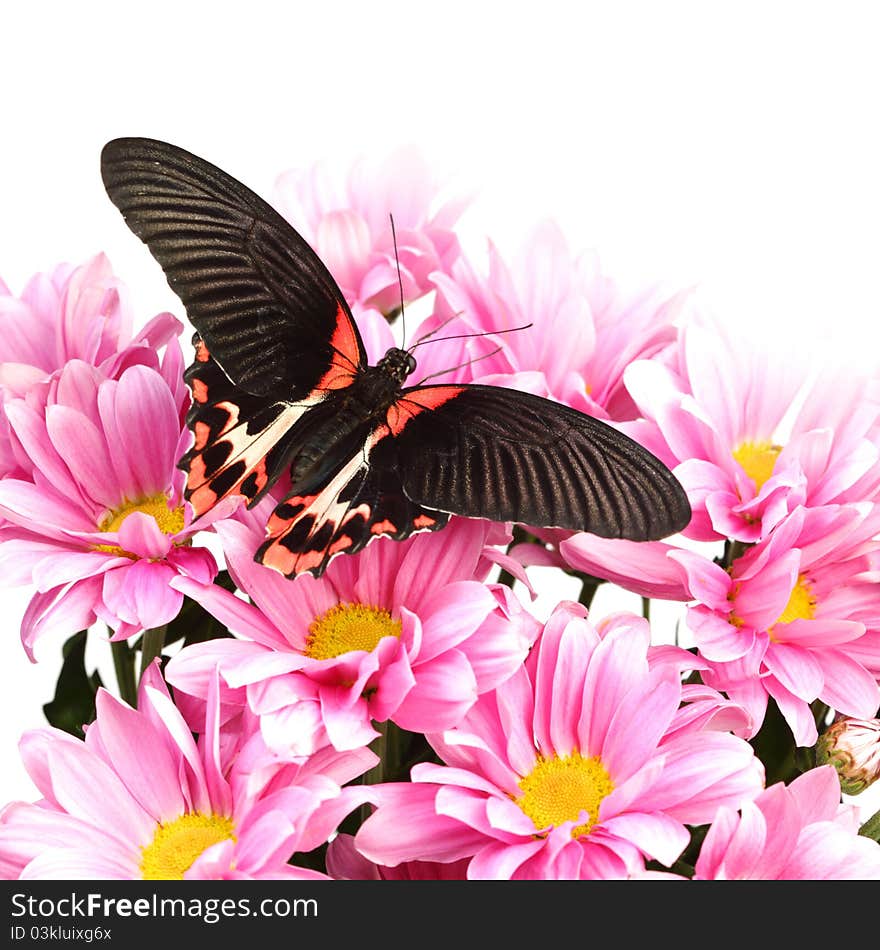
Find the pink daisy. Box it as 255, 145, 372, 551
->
620, 315, 880, 543
410, 221, 683, 420
166, 507, 539, 756
354, 602, 764, 879
272, 146, 467, 313
692, 766, 880, 879
0, 253, 179, 479
0, 663, 375, 880
0, 349, 234, 657
674, 505, 880, 746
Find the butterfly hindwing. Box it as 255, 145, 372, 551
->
100, 137, 367, 399
389, 383, 691, 541
256, 429, 449, 577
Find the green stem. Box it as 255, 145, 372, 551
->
859, 808, 880, 842
578, 576, 600, 610
360, 720, 389, 827
721, 539, 750, 570
111, 639, 137, 708
642, 597, 651, 622
139, 625, 168, 684
365, 720, 389, 786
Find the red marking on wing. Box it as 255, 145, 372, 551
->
371, 518, 397, 535
193, 421, 211, 451
266, 497, 312, 536
189, 476, 218, 515
262, 544, 325, 577
187, 453, 207, 493
329, 535, 353, 555
191, 378, 209, 404
314, 303, 363, 392
195, 338, 211, 362
189, 454, 269, 517
412, 513, 437, 529
386, 386, 466, 436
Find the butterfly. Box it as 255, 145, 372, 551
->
100, 137, 691, 578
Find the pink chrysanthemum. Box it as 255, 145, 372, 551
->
692, 766, 880, 879
354, 603, 764, 879
0, 254, 179, 480
620, 316, 880, 543
410, 222, 683, 420
0, 347, 234, 657
166, 508, 539, 756
272, 147, 467, 313
0, 663, 375, 880
673, 505, 880, 746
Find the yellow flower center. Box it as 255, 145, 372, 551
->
516, 752, 614, 839
732, 440, 783, 492
94, 493, 186, 557
305, 603, 402, 660
140, 812, 236, 880
769, 574, 816, 641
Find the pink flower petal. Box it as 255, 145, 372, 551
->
45, 405, 117, 509
561, 534, 690, 600
109, 365, 180, 497
92, 689, 186, 821
44, 742, 155, 846
816, 649, 880, 717
0, 478, 95, 534
356, 783, 485, 866
600, 668, 681, 782
580, 624, 650, 758
599, 812, 689, 867
467, 839, 547, 879
21, 577, 101, 661
764, 643, 823, 701
116, 511, 174, 559
393, 649, 477, 733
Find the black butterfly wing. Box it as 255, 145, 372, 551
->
389, 384, 691, 541
100, 136, 367, 398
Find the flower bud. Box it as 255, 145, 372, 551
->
816, 717, 880, 795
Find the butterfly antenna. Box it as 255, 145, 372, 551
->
408, 309, 465, 350
390, 213, 407, 347
410, 321, 533, 351
415, 344, 505, 384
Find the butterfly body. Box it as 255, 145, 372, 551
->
101, 137, 692, 578
280, 348, 415, 491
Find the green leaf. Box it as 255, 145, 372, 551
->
859, 807, 880, 842
43, 630, 102, 738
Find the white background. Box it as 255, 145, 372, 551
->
2, 2, 880, 822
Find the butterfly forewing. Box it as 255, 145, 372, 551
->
100, 137, 367, 398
